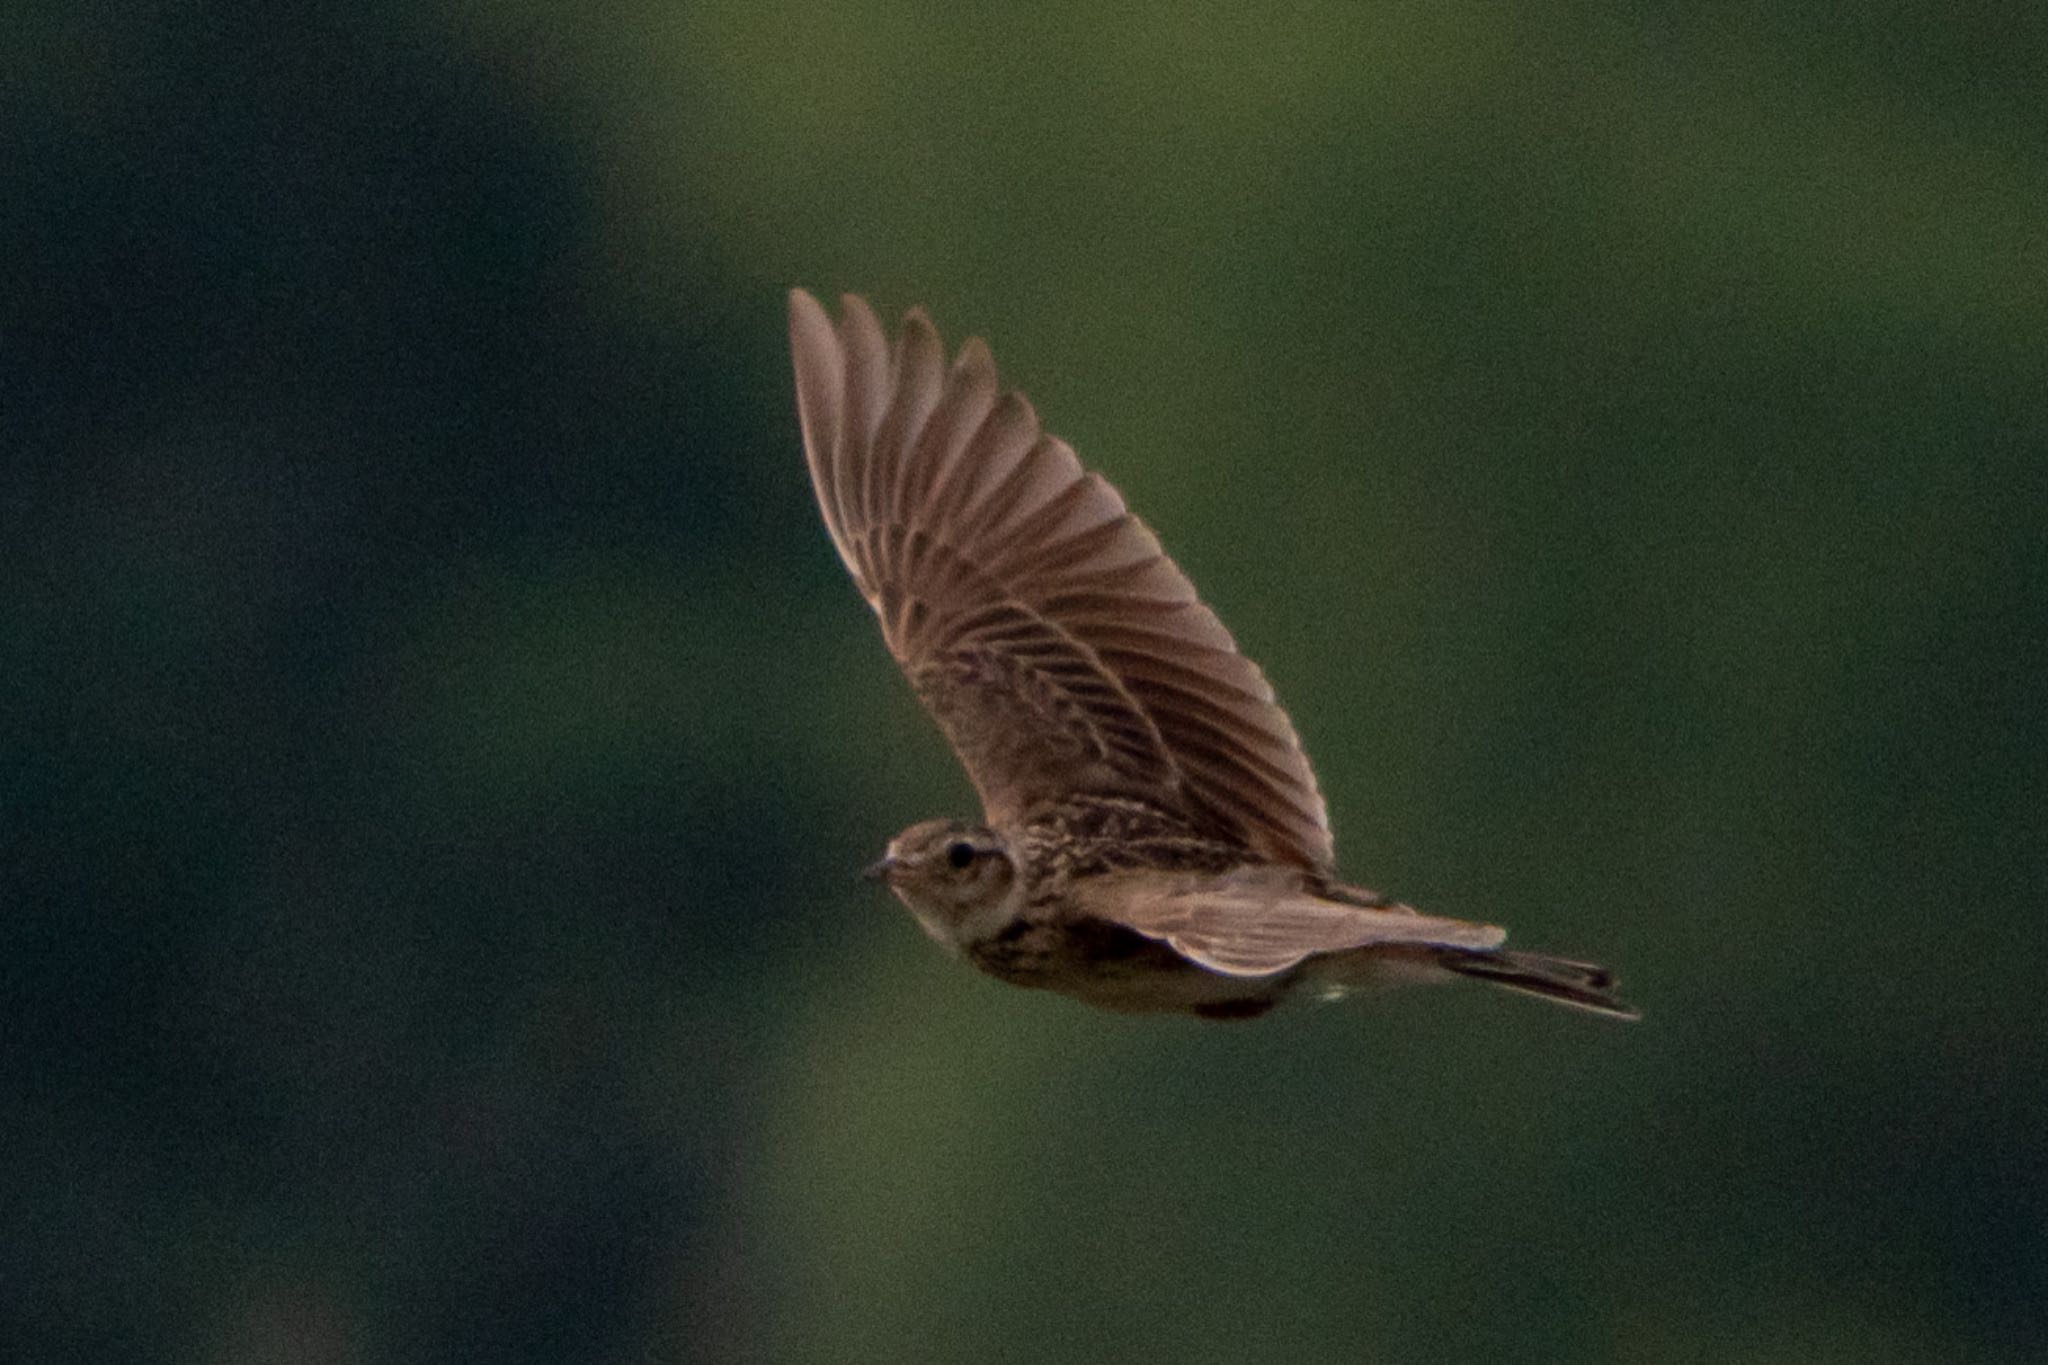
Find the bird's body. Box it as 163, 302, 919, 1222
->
792, 289, 1637, 1021
954, 796, 1277, 1016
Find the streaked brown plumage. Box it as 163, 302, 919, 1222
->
793, 289, 1637, 1021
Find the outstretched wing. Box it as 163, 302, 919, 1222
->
790, 289, 1333, 871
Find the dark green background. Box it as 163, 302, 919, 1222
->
7, 2, 2044, 1361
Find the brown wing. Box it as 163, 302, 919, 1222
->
790, 289, 1334, 870
1076, 871, 1506, 977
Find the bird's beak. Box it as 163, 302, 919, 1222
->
861, 854, 899, 884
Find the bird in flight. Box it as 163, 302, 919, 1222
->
790, 290, 1636, 1021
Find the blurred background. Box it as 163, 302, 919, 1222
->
6, 0, 2045, 1361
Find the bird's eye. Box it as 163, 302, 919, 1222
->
946, 840, 977, 870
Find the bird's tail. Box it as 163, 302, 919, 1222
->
1436, 948, 1640, 1020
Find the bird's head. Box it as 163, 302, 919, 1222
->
864, 818, 1019, 945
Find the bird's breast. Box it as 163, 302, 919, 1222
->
962, 908, 1237, 1006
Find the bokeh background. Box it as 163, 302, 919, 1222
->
7, 1, 2045, 1361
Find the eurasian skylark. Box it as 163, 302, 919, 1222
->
791, 290, 1636, 1021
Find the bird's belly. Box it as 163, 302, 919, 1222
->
965, 916, 1282, 1015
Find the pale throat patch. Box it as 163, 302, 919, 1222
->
890, 877, 1024, 957
891, 886, 964, 954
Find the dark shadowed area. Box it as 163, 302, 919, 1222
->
6, 2, 2044, 1361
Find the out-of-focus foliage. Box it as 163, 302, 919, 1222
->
5, 0, 2043, 1361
